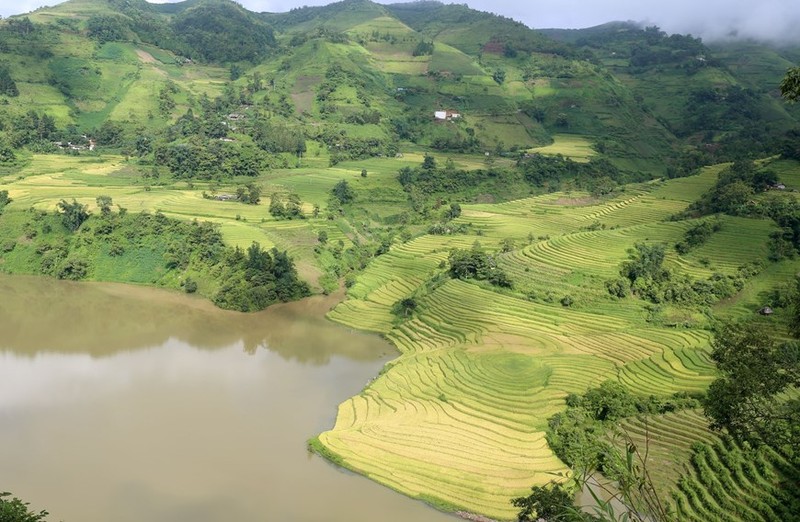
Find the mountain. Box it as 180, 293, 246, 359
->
0, 0, 797, 174
543, 22, 800, 162
2, 2, 800, 519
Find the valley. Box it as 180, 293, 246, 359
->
0, 0, 799, 521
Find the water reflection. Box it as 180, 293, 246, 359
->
0, 274, 390, 363
0, 275, 454, 522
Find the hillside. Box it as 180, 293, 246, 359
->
1, 1, 800, 520
3, 0, 797, 173
543, 22, 800, 163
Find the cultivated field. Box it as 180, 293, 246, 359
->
617, 410, 800, 521
315, 163, 798, 518
3, 150, 798, 519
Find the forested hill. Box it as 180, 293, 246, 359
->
0, 0, 797, 176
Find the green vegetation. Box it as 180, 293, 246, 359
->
614, 410, 800, 522
171, 2, 276, 63
781, 66, 800, 102
547, 381, 701, 471
0, 204, 308, 311
705, 321, 800, 451
0, 492, 48, 522
0, 0, 799, 519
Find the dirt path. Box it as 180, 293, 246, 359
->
135, 49, 157, 64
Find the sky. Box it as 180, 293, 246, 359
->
2, 0, 799, 43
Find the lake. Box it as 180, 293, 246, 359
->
0, 274, 456, 522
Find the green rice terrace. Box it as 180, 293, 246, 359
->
1, 0, 800, 520
3, 148, 798, 519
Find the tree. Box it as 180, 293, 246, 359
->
421, 154, 436, 170
780, 66, 800, 102
230, 64, 243, 81
238, 183, 261, 205
0, 140, 15, 164
96, 195, 113, 215
620, 243, 668, 284
331, 179, 354, 204
591, 177, 617, 197
134, 135, 152, 157
492, 68, 506, 85
704, 321, 800, 451
448, 247, 513, 288
285, 193, 303, 218
0, 190, 11, 211
57, 199, 90, 231
512, 482, 587, 522
0, 66, 19, 97
269, 194, 285, 218
96, 121, 123, 146
392, 297, 418, 318
86, 15, 127, 43
183, 277, 198, 293
0, 492, 48, 522
361, 168, 367, 178
445, 203, 461, 220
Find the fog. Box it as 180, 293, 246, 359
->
2, 0, 799, 43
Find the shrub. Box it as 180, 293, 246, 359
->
57, 257, 89, 280
184, 277, 198, 294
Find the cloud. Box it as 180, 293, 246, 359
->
2, 0, 798, 43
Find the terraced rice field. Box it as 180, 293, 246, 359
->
617, 411, 800, 521
322, 275, 719, 518
319, 164, 790, 518
527, 134, 597, 162
6, 151, 791, 519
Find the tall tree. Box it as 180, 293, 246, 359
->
0, 66, 18, 97
331, 180, 354, 204
57, 199, 90, 232
704, 321, 800, 451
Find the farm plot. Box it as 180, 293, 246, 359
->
0, 155, 325, 257
317, 164, 786, 518
322, 275, 718, 518
527, 134, 597, 162
616, 411, 800, 522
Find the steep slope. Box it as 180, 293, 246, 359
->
24, 0, 278, 63
543, 23, 800, 162
0, 11, 229, 129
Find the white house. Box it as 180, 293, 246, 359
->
434, 110, 461, 121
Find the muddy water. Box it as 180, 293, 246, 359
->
0, 275, 455, 522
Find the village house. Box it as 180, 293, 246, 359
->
434, 110, 461, 121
